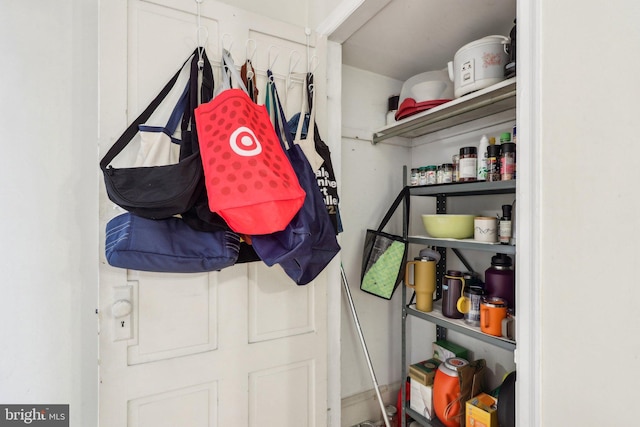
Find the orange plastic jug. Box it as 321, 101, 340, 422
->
433, 357, 468, 427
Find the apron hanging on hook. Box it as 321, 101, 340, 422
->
242, 39, 258, 102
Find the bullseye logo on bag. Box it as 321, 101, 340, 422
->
194, 88, 307, 234
229, 126, 262, 156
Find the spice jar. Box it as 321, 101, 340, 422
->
500, 142, 516, 180
426, 165, 437, 185
452, 154, 460, 182
418, 167, 428, 185
458, 147, 477, 182
441, 163, 453, 183
410, 168, 419, 186
436, 165, 443, 184
487, 144, 501, 182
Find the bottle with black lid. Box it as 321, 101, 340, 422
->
500, 142, 516, 180
498, 204, 512, 245
484, 253, 515, 312
487, 144, 502, 182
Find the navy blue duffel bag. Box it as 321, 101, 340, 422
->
105, 213, 240, 273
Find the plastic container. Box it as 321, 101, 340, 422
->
484, 254, 515, 312
433, 357, 469, 427
476, 134, 489, 180
463, 285, 485, 326
500, 142, 516, 180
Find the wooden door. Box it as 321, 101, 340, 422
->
98, 1, 329, 425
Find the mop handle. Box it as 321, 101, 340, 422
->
340, 264, 391, 427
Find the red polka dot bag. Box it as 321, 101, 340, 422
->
194, 51, 306, 235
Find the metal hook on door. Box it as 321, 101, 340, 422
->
245, 39, 256, 62
245, 39, 257, 81
221, 33, 234, 54
267, 45, 280, 73
287, 50, 301, 90
308, 54, 319, 75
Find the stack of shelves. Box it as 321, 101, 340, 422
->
376, 79, 517, 427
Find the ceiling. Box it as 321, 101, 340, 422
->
333, 0, 516, 81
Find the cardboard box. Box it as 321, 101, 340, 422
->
408, 358, 441, 386
409, 378, 434, 420
432, 340, 469, 362
466, 393, 498, 427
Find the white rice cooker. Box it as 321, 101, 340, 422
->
447, 35, 510, 98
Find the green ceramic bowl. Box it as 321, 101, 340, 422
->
421, 214, 475, 239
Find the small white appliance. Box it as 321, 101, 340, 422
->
448, 35, 510, 98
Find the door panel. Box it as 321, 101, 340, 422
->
249, 360, 315, 427
98, 1, 328, 426
127, 273, 218, 364
128, 382, 217, 427
248, 264, 315, 343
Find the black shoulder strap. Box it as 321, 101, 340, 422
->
99, 49, 198, 171
377, 186, 410, 233
180, 48, 213, 158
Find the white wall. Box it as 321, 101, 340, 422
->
339, 66, 407, 425
0, 1, 99, 426
216, 0, 342, 31
538, 0, 640, 425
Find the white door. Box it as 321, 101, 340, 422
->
98, 1, 329, 426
